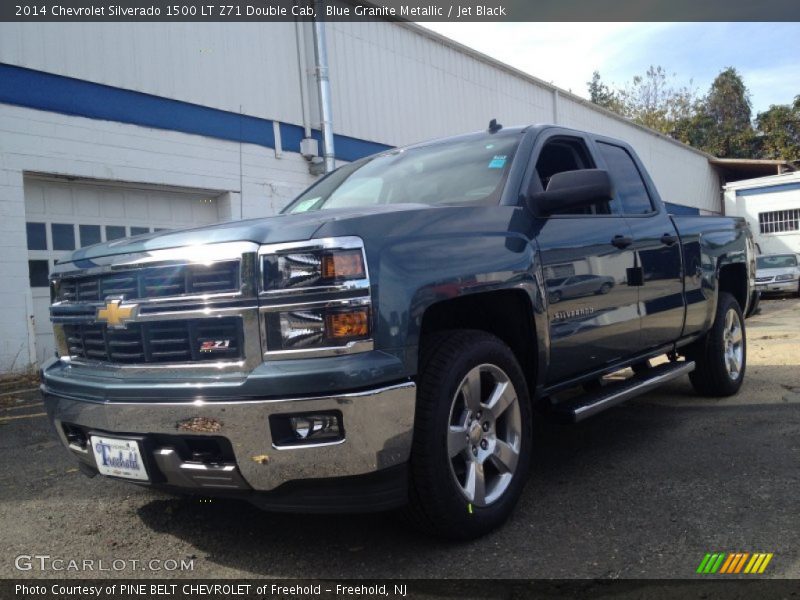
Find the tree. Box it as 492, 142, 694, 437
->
586, 65, 797, 160
701, 67, 756, 158
616, 66, 698, 135
755, 96, 800, 161
587, 71, 619, 111
586, 66, 698, 136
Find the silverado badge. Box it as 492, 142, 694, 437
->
96, 298, 138, 329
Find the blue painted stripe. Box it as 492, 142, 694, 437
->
736, 182, 800, 197
664, 202, 700, 215
0, 63, 392, 162
279, 122, 392, 162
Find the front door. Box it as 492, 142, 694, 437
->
529, 133, 641, 383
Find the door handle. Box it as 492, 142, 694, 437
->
611, 235, 633, 249
660, 233, 678, 246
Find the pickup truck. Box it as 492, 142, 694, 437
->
42, 123, 755, 539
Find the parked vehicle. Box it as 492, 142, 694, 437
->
42, 123, 754, 539
546, 274, 615, 303
755, 253, 800, 296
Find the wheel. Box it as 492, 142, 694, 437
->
597, 283, 612, 295
406, 330, 532, 540
685, 292, 746, 397
549, 291, 562, 304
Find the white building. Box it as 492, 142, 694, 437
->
724, 172, 800, 256
0, 21, 723, 371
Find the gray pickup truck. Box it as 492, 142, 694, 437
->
42, 124, 754, 539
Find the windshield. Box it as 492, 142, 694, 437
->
757, 255, 798, 269
283, 133, 521, 213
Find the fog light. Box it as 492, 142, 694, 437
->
270, 411, 344, 447
290, 415, 339, 439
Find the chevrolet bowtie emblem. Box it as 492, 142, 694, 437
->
96, 298, 138, 329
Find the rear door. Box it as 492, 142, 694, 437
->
593, 141, 685, 350
528, 131, 642, 383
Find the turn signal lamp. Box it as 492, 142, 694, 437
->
321, 249, 365, 281
326, 309, 369, 339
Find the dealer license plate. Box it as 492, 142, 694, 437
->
89, 435, 149, 481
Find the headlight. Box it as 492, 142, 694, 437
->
261, 243, 367, 291
264, 302, 371, 352
775, 274, 796, 281
258, 237, 373, 357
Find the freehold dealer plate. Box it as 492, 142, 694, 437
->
90, 435, 149, 481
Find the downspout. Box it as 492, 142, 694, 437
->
312, 5, 336, 173
294, 19, 312, 139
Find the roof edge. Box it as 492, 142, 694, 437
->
400, 21, 716, 162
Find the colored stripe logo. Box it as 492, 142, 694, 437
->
696, 552, 773, 574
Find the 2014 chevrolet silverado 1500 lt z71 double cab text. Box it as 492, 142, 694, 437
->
42, 123, 754, 539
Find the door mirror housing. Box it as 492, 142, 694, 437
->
527, 169, 614, 215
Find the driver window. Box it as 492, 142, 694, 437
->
535, 138, 613, 215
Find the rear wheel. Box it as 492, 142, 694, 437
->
685, 292, 746, 397
406, 330, 532, 540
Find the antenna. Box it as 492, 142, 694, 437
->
488, 118, 503, 133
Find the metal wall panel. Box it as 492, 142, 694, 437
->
0, 20, 719, 212
0, 23, 306, 125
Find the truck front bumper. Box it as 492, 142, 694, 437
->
43, 381, 416, 510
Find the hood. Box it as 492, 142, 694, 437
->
58, 204, 430, 265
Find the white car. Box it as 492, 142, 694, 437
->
755, 253, 800, 296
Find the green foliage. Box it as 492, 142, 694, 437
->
586, 65, 799, 161
755, 96, 800, 161
700, 67, 756, 158
587, 67, 697, 136
587, 71, 620, 112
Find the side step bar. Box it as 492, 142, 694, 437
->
554, 360, 696, 423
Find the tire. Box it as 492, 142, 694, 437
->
549, 291, 562, 304
685, 292, 746, 397
405, 330, 532, 540
597, 283, 612, 295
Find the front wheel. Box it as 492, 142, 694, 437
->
685, 292, 746, 397
406, 330, 532, 540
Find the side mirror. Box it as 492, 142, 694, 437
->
527, 169, 614, 215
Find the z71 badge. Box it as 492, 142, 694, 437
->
199, 340, 231, 353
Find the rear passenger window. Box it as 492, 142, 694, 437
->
597, 143, 654, 215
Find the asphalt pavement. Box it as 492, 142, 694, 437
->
1, 298, 798, 580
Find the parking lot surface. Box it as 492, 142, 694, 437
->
1, 298, 799, 579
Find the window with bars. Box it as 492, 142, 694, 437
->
758, 209, 800, 234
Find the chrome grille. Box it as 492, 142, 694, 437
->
63, 318, 243, 364
57, 261, 240, 302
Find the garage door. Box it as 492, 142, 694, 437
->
25, 176, 223, 364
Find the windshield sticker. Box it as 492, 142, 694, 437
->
488, 155, 507, 169
291, 198, 321, 213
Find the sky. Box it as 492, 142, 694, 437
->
421, 23, 799, 115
